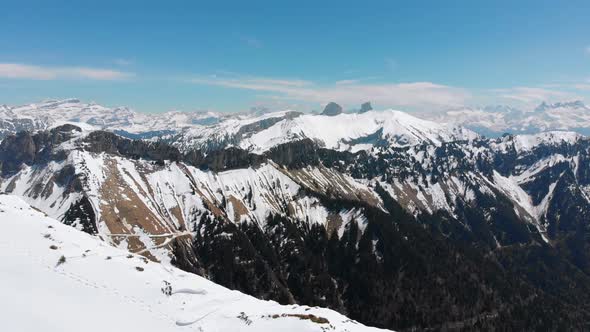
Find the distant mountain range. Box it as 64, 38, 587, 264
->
2, 99, 589, 143
0, 98, 223, 140
431, 100, 590, 137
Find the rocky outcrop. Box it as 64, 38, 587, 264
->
320, 102, 343, 116
359, 102, 373, 113
235, 111, 303, 141
185, 147, 264, 172
0, 124, 80, 175
265, 139, 320, 168
83, 131, 182, 162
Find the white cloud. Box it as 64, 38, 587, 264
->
189, 74, 469, 110
0, 63, 134, 80
189, 76, 311, 91
335, 79, 360, 85
189, 74, 590, 112
495, 86, 580, 104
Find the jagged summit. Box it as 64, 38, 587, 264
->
359, 102, 373, 113
0, 99, 223, 139
235, 109, 478, 153
320, 102, 343, 116
0, 98, 478, 154
3, 101, 590, 329
436, 100, 590, 136
535, 100, 587, 112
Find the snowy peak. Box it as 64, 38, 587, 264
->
0, 99, 224, 138
1, 98, 476, 154
534, 100, 587, 112
236, 109, 477, 153
359, 101, 373, 113
492, 131, 584, 152
435, 100, 590, 136
4, 107, 590, 329
320, 102, 343, 116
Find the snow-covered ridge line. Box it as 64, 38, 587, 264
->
0, 194, 388, 332
1, 131, 381, 259
2, 98, 296, 135
491, 131, 584, 152
433, 100, 590, 137
1, 98, 477, 153
1, 98, 223, 134
235, 109, 478, 153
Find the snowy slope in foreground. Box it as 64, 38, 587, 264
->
0, 195, 388, 332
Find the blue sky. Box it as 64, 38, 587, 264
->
1, 0, 589, 112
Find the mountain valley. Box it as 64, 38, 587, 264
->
2, 100, 590, 330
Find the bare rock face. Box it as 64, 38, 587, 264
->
321, 102, 343, 116
359, 102, 373, 113
83, 131, 182, 162
0, 124, 81, 175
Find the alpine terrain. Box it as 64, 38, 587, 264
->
2, 99, 590, 331
0, 194, 384, 332
432, 101, 590, 137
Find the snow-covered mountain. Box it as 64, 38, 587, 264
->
0, 194, 385, 332
0, 126, 378, 261
241, 109, 477, 152
435, 100, 590, 136
147, 100, 479, 153
3, 120, 590, 330
4, 98, 590, 145
171, 109, 478, 153
4, 99, 590, 330
0, 99, 223, 139
0, 99, 478, 153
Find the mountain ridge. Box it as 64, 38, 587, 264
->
3, 121, 590, 330
4, 98, 590, 143
3, 99, 590, 330
0, 194, 386, 332
437, 100, 590, 136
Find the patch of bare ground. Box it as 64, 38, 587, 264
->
264, 313, 330, 324
178, 164, 225, 218
387, 182, 429, 211
326, 213, 343, 238
278, 164, 381, 207
227, 195, 249, 221
98, 158, 177, 260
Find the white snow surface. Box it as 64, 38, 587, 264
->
490, 171, 550, 242
491, 131, 583, 153
433, 101, 590, 135
1, 98, 222, 134
239, 110, 478, 153
0, 194, 389, 332
1, 99, 477, 153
